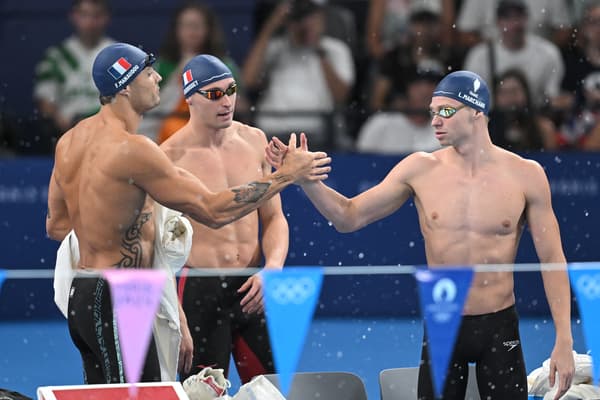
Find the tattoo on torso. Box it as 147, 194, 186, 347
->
232, 182, 270, 203
115, 212, 151, 268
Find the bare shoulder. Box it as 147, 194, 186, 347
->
398, 149, 442, 170
498, 147, 546, 177
125, 132, 161, 151
387, 150, 442, 180
495, 147, 549, 189
53, 120, 92, 169
159, 129, 187, 163
111, 134, 168, 176
232, 121, 268, 159
406, 149, 444, 164
55, 116, 96, 156
54, 128, 73, 157
52, 130, 75, 180
234, 121, 268, 147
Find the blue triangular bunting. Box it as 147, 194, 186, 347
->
262, 267, 323, 396
569, 262, 600, 385
415, 267, 474, 399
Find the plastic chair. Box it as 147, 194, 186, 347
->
262, 371, 368, 400
379, 364, 481, 400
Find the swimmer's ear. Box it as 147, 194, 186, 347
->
185, 96, 193, 106
119, 86, 131, 97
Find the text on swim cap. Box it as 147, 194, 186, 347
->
458, 91, 485, 109
183, 80, 199, 96
114, 64, 140, 89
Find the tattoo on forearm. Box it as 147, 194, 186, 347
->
232, 182, 270, 203
274, 174, 292, 184
115, 212, 151, 268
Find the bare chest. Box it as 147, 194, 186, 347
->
175, 145, 264, 190
413, 172, 526, 235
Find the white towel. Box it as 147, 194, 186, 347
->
529, 352, 599, 399
543, 384, 600, 400
152, 203, 193, 381
54, 231, 79, 318
541, 352, 594, 385
53, 203, 193, 381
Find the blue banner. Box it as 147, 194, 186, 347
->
262, 267, 323, 396
1, 153, 599, 320
415, 267, 474, 399
569, 262, 600, 385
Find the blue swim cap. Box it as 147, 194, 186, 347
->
432, 70, 490, 115
92, 43, 155, 97
182, 54, 233, 98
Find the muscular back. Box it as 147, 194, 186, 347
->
162, 121, 269, 268
53, 114, 155, 269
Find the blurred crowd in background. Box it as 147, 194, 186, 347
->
2, 0, 600, 156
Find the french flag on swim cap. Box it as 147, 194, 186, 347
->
183, 69, 193, 86
182, 54, 233, 98
107, 57, 132, 79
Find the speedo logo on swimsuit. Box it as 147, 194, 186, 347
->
114, 64, 140, 89
503, 340, 520, 351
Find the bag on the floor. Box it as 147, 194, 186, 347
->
182, 367, 231, 400
232, 375, 286, 400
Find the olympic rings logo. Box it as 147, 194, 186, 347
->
576, 274, 600, 300
268, 277, 317, 305
432, 278, 457, 303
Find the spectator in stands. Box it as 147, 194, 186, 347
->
139, 1, 243, 143
365, 0, 453, 61
489, 69, 559, 151
559, 1, 600, 113
366, 0, 416, 60
369, 1, 460, 112
33, 0, 113, 136
463, 0, 565, 109
253, 0, 359, 55
456, 0, 572, 49
256, 0, 363, 142
558, 72, 600, 150
356, 65, 443, 154
242, 0, 355, 150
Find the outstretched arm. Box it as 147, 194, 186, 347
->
130, 134, 330, 229
524, 160, 574, 399
268, 134, 415, 232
